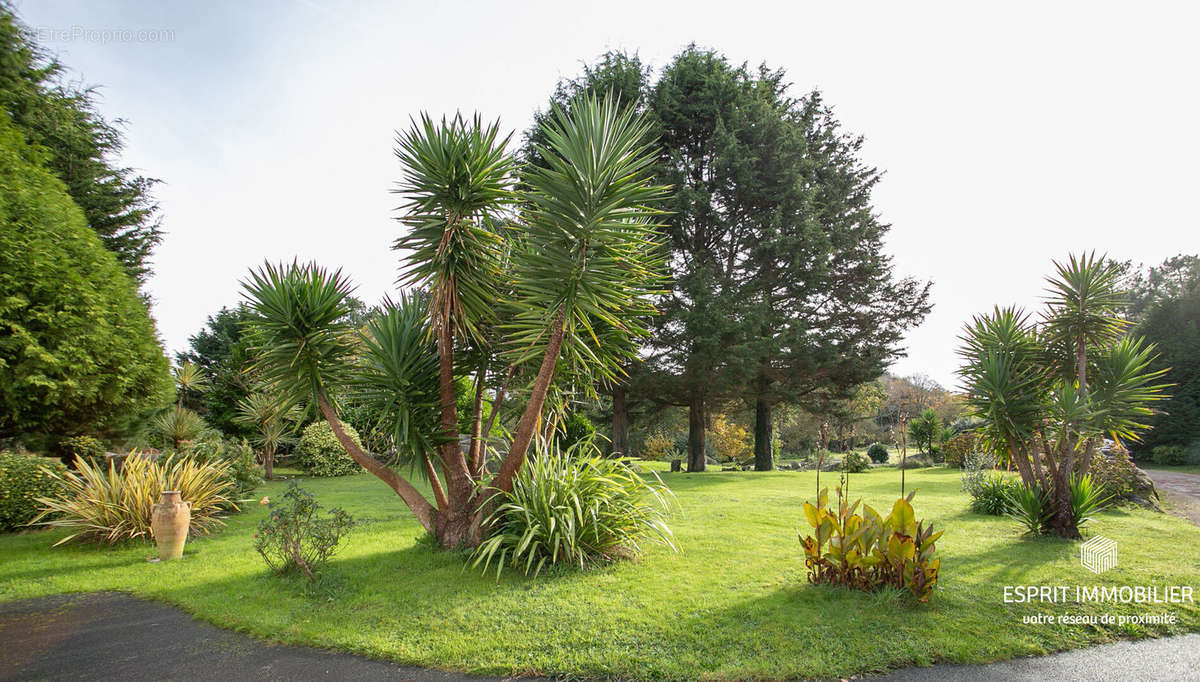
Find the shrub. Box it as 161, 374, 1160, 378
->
472, 439, 677, 578
710, 415, 751, 464
179, 436, 263, 500
866, 442, 889, 464
641, 432, 678, 461
58, 435, 105, 465
800, 489, 941, 602
0, 451, 67, 531
1151, 445, 1188, 466
32, 453, 237, 545
0, 118, 172, 446
960, 453, 998, 494
942, 432, 978, 468
842, 450, 870, 473
557, 411, 596, 451
254, 483, 354, 582
1090, 447, 1138, 501
295, 421, 363, 477
969, 473, 1018, 515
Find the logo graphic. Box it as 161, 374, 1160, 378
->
1080, 535, 1117, 573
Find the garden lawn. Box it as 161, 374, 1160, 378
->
1, 466, 1198, 680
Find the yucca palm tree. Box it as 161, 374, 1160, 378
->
172, 361, 210, 408
151, 405, 206, 450
242, 94, 667, 548
234, 391, 298, 479
958, 254, 1169, 538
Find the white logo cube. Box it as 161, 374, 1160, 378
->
1080, 535, 1117, 573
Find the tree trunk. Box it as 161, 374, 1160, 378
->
490, 314, 565, 495
316, 392, 436, 533
611, 385, 629, 457
687, 394, 706, 472
264, 444, 274, 480
1048, 466, 1080, 539
754, 398, 773, 471
434, 322, 474, 511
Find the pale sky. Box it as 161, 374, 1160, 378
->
13, 0, 1200, 391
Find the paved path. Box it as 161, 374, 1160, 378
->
872, 635, 1200, 681
0, 592, 527, 682
0, 592, 1197, 681
1144, 468, 1200, 524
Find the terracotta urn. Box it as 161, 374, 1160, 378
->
151, 490, 191, 560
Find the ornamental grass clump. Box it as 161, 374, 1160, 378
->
799, 488, 942, 602
472, 438, 678, 578
33, 453, 236, 545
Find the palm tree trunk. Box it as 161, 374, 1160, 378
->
490, 313, 565, 495
434, 321, 476, 510
264, 444, 274, 480
316, 392, 436, 533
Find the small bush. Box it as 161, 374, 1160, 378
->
295, 421, 363, 477
178, 436, 263, 500
1151, 445, 1188, 466
472, 438, 678, 578
557, 411, 596, 451
1090, 447, 1138, 501
641, 432, 678, 461
710, 415, 752, 464
0, 452, 67, 531
800, 488, 941, 601
33, 454, 237, 545
969, 473, 1018, 515
842, 451, 870, 473
866, 443, 889, 464
254, 483, 355, 582
960, 452, 996, 494
58, 435, 105, 465
942, 432, 978, 468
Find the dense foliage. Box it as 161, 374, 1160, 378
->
1133, 281, 1199, 454
866, 442, 890, 464
294, 421, 364, 477
243, 95, 668, 549
1005, 475, 1110, 536
0, 118, 171, 446
800, 489, 941, 601
179, 435, 263, 500
528, 50, 930, 472
472, 440, 677, 578
0, 6, 162, 284
33, 454, 237, 545
841, 450, 870, 473
254, 482, 355, 582
176, 305, 258, 438
0, 451, 66, 530
958, 254, 1168, 538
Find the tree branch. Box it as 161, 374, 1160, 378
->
317, 392, 436, 532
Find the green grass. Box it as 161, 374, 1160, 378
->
1, 466, 1197, 680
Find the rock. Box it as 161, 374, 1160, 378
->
1129, 467, 1162, 511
